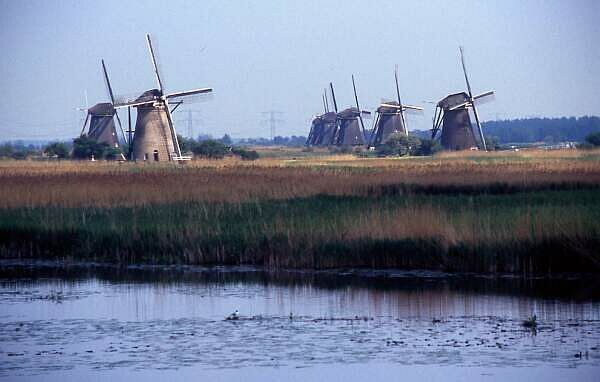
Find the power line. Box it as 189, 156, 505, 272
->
177, 110, 203, 138
261, 111, 284, 141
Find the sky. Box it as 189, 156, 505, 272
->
0, 0, 599, 140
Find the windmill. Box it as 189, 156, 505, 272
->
113, 34, 213, 161
78, 63, 127, 159
306, 89, 330, 146
307, 88, 338, 146
331, 77, 369, 146
369, 67, 423, 147
431, 46, 494, 151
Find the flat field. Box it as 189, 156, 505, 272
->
1, 149, 599, 273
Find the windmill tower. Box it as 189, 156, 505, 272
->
306, 90, 330, 146
369, 67, 423, 147
431, 47, 495, 151
330, 77, 369, 146
79, 103, 121, 149
78, 61, 128, 155
114, 34, 212, 161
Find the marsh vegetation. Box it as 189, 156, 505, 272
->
1, 149, 599, 274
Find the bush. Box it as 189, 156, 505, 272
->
192, 139, 229, 159
585, 132, 600, 146
232, 147, 259, 161
329, 145, 354, 154
484, 136, 500, 151
177, 135, 196, 154
72, 136, 111, 160
43, 142, 69, 159
0, 143, 15, 158
376, 133, 421, 157
104, 147, 124, 160
416, 139, 442, 156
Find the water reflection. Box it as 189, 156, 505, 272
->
0, 261, 599, 379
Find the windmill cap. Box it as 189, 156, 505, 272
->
378, 101, 401, 113
438, 92, 470, 109
338, 107, 360, 119
135, 89, 161, 103
321, 112, 338, 122
88, 103, 114, 115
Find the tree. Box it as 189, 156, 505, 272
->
483, 136, 500, 151
0, 143, 14, 158
585, 132, 600, 146
220, 134, 233, 145
177, 134, 197, 154
104, 147, 123, 160
72, 136, 110, 160
416, 139, 442, 156
43, 142, 69, 159
376, 133, 421, 157
192, 139, 229, 159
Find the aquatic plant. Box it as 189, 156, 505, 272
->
0, 151, 599, 274
522, 315, 537, 328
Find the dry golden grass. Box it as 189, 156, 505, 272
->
0, 149, 599, 208
1, 149, 599, 272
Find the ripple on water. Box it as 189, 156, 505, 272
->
1, 315, 599, 376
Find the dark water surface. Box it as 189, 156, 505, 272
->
1, 261, 599, 381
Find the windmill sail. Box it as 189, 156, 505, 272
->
431, 47, 495, 151
122, 34, 213, 161
370, 69, 422, 147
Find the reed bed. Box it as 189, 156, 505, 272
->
1, 150, 599, 208
1, 150, 599, 274
1, 191, 599, 273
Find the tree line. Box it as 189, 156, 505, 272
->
481, 116, 600, 143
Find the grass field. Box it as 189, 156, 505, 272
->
1, 149, 599, 274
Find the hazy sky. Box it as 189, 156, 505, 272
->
1, 0, 598, 140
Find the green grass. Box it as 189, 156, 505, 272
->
1, 189, 599, 274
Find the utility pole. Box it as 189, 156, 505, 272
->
261, 111, 284, 141
177, 110, 203, 138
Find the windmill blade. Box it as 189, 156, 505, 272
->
322, 92, 327, 113
101, 60, 128, 143
165, 87, 213, 99
394, 66, 404, 109
394, 66, 408, 135
361, 110, 372, 116
403, 105, 424, 111
449, 101, 471, 111
380, 103, 402, 109
329, 82, 338, 113
473, 90, 495, 100
163, 98, 183, 158
113, 110, 128, 144
369, 112, 380, 147
146, 34, 164, 94
79, 112, 90, 136
101, 59, 117, 105
352, 74, 367, 137
459, 46, 473, 98
431, 107, 443, 139
471, 102, 487, 151
323, 88, 329, 112
113, 99, 155, 109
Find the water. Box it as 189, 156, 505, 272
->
1, 261, 599, 381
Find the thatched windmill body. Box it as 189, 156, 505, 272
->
306, 91, 330, 146
370, 68, 423, 146
114, 34, 212, 161
431, 47, 494, 151
79, 62, 128, 153
330, 77, 369, 146
79, 103, 121, 148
